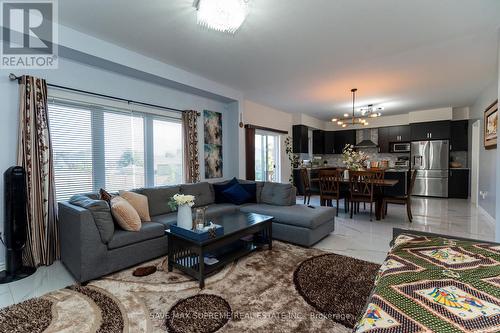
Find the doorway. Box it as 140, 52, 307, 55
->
255, 131, 281, 182
471, 120, 480, 206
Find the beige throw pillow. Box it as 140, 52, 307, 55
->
110, 196, 141, 231
119, 190, 151, 222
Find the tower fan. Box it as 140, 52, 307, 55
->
0, 166, 36, 283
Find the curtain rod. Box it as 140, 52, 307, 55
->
8, 73, 197, 115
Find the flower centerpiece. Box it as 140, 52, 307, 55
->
169, 194, 195, 230
342, 144, 368, 171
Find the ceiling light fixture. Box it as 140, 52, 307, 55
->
331, 88, 382, 127
194, 0, 250, 34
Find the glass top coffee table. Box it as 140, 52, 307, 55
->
166, 212, 273, 288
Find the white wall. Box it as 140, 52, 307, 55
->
496, 30, 500, 242
468, 82, 498, 219
243, 100, 293, 183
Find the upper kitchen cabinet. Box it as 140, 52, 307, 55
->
312, 130, 325, 154
292, 125, 309, 154
334, 130, 356, 154
450, 120, 468, 151
389, 125, 411, 142
378, 125, 411, 153
378, 127, 390, 153
324, 131, 336, 154
410, 120, 450, 141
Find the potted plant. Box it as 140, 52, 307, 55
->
285, 136, 300, 184
169, 194, 195, 229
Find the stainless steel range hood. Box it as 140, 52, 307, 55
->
355, 129, 378, 148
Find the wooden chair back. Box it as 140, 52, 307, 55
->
349, 170, 376, 201
318, 169, 342, 197
369, 168, 385, 180
300, 168, 310, 192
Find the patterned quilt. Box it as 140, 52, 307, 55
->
353, 234, 500, 333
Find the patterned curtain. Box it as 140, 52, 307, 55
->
182, 110, 200, 183
17, 75, 59, 266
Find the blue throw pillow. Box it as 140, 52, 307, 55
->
213, 177, 238, 203
222, 183, 252, 205
239, 183, 257, 203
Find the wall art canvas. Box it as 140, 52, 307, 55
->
484, 100, 497, 149
204, 110, 223, 178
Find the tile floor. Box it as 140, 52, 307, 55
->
0, 196, 496, 309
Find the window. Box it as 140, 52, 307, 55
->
153, 118, 183, 185
255, 131, 281, 182
48, 93, 183, 200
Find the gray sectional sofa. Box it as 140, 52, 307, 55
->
59, 180, 335, 282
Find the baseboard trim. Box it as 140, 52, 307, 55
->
477, 205, 496, 226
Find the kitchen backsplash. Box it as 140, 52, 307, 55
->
312, 148, 409, 168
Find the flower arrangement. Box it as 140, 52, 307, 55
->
342, 144, 368, 170
168, 194, 195, 210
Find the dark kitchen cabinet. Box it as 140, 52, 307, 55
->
448, 169, 469, 198
312, 130, 325, 154
378, 125, 410, 153
324, 131, 336, 154
334, 130, 356, 154
450, 120, 468, 151
293, 125, 309, 154
378, 127, 390, 153
410, 121, 450, 141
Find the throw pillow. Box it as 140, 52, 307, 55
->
222, 183, 252, 205
212, 177, 238, 203
239, 182, 257, 203
69, 194, 115, 243
110, 196, 141, 231
119, 190, 151, 222
260, 182, 294, 206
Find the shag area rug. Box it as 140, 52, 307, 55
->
0, 242, 380, 333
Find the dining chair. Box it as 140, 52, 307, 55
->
361, 168, 385, 210
382, 170, 417, 222
318, 169, 347, 216
300, 168, 312, 205
348, 170, 377, 221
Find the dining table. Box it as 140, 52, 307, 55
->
310, 177, 399, 220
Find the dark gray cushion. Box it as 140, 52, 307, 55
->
142, 185, 181, 216
239, 204, 334, 229
260, 182, 294, 206
69, 194, 114, 243
180, 182, 214, 207
150, 212, 177, 227
107, 222, 165, 250
205, 203, 239, 217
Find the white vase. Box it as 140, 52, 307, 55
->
344, 169, 349, 180
177, 204, 192, 230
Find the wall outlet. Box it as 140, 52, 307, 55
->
479, 191, 488, 199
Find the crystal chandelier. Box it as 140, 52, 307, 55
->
194, 0, 250, 34
332, 88, 382, 127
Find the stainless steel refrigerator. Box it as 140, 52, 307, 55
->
411, 140, 449, 197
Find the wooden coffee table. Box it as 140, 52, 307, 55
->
166, 212, 273, 288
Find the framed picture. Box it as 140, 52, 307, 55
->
484, 100, 498, 149
203, 110, 223, 178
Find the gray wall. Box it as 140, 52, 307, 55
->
0, 56, 240, 266
468, 82, 498, 218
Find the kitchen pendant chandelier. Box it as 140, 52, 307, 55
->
332, 88, 382, 127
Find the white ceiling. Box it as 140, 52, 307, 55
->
59, 0, 500, 119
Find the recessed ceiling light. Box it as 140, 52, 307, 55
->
331, 118, 338, 122
194, 0, 250, 34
